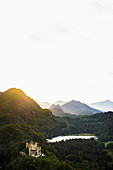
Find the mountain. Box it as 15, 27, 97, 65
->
0, 88, 70, 169
60, 100, 101, 115
0, 88, 42, 126
54, 100, 67, 106
0, 88, 113, 169
38, 101, 51, 108
0, 88, 66, 137
49, 104, 64, 117
1, 88, 113, 169
49, 104, 77, 117
0, 88, 41, 111
90, 100, 113, 112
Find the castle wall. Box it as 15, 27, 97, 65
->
26, 142, 41, 157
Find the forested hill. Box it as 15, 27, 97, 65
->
0, 88, 113, 141
63, 112, 113, 142
0, 88, 42, 113
0, 88, 66, 139
0, 88, 113, 169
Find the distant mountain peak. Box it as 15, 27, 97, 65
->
70, 100, 81, 104
90, 100, 113, 112
49, 104, 56, 109
56, 100, 63, 103
38, 101, 51, 109
105, 100, 112, 103
54, 100, 67, 106
60, 100, 100, 115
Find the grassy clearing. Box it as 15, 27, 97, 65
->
72, 133, 95, 136
104, 141, 113, 147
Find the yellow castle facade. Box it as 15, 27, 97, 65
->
26, 141, 41, 157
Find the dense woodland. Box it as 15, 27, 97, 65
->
47, 139, 113, 169
0, 88, 113, 169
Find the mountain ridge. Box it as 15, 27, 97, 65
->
0, 88, 66, 138
60, 100, 100, 115
38, 101, 51, 108
49, 100, 101, 116
0, 88, 113, 169
54, 100, 67, 106
90, 100, 113, 112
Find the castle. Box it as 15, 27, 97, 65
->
26, 141, 41, 157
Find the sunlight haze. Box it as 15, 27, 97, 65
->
0, 0, 113, 104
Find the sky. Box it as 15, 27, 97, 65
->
0, 0, 113, 104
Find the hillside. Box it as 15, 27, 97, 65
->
0, 88, 66, 137
0, 92, 2, 95
90, 100, 113, 112
60, 100, 101, 115
63, 112, 113, 141
0, 88, 42, 116
0, 123, 46, 145
0, 88, 112, 140
0, 88, 71, 169
0, 88, 41, 127
0, 88, 113, 169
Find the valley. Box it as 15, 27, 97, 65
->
0, 88, 113, 169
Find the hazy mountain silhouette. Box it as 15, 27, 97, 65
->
49, 104, 65, 117
54, 100, 67, 106
90, 100, 113, 112
50, 100, 101, 116
60, 100, 101, 115
38, 101, 51, 108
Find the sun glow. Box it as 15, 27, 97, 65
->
0, 0, 113, 104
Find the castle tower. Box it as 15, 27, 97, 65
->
26, 142, 29, 148
26, 141, 41, 157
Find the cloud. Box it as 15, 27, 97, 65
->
25, 22, 71, 45
49, 22, 70, 34
108, 72, 113, 75
80, 37, 106, 45
26, 33, 46, 44
28, 34, 42, 42
90, 0, 103, 10
55, 24, 70, 34
24, 32, 52, 45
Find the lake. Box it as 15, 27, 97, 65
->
47, 135, 98, 143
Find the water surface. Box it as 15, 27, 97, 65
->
47, 135, 98, 143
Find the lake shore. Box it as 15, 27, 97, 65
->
47, 135, 98, 143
